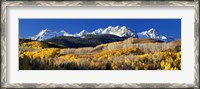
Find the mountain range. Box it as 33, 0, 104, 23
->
30, 26, 175, 42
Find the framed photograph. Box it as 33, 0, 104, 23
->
1, 0, 199, 88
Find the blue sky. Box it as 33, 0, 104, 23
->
19, 19, 181, 38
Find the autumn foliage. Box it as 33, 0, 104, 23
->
19, 38, 181, 70
20, 41, 48, 49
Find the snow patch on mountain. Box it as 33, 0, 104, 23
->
31, 29, 73, 41
91, 28, 104, 35
137, 28, 174, 42
137, 28, 158, 39
74, 30, 89, 38
91, 26, 136, 37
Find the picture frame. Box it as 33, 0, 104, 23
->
1, 0, 199, 89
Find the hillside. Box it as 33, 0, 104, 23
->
20, 34, 128, 48
171, 39, 181, 46
19, 36, 181, 70
20, 34, 168, 49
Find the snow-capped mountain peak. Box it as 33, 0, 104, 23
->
91, 28, 103, 35
73, 30, 89, 37
95, 25, 136, 37
148, 28, 157, 31
79, 30, 88, 35
147, 28, 158, 37
138, 28, 158, 38
30, 27, 175, 42
31, 28, 71, 41
37, 28, 50, 36
31, 28, 51, 41
137, 28, 174, 42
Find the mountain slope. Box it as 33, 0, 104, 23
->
91, 26, 137, 37
31, 29, 73, 41
44, 34, 128, 48
137, 28, 174, 42
20, 36, 167, 49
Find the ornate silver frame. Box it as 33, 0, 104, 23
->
1, 1, 199, 89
